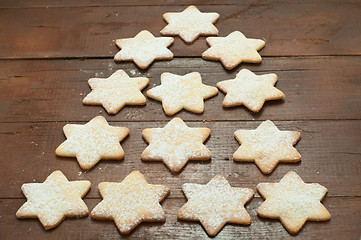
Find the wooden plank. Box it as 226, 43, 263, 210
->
1, 120, 360, 198
0, 2, 361, 58
1, 197, 360, 239
1, 57, 361, 122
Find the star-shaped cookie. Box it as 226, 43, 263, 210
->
82, 70, 149, 114
114, 30, 174, 69
177, 174, 254, 236
55, 116, 129, 170
147, 72, 218, 115
141, 117, 211, 172
217, 69, 285, 112
233, 120, 301, 174
160, 5, 219, 44
202, 31, 265, 70
257, 171, 331, 234
16, 170, 91, 230
91, 171, 170, 234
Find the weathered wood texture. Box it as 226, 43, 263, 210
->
1, 197, 360, 239
1, 120, 360, 198
1, 57, 361, 122
0, 1, 361, 58
1, 0, 361, 239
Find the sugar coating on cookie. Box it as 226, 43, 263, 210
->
16, 170, 91, 230
217, 69, 285, 112
257, 171, 331, 234
55, 116, 129, 170
233, 120, 301, 174
83, 70, 149, 114
147, 72, 218, 115
161, 5, 219, 43
141, 117, 211, 172
91, 171, 170, 234
114, 30, 174, 69
177, 174, 254, 236
202, 31, 265, 70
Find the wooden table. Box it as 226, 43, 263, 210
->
1, 0, 360, 239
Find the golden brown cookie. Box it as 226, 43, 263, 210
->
91, 171, 170, 234
16, 170, 91, 230
55, 116, 129, 170
233, 120, 301, 174
114, 30, 174, 69
147, 72, 218, 115
141, 117, 211, 172
83, 70, 149, 114
257, 171, 331, 234
202, 31, 265, 70
161, 5, 219, 44
217, 69, 285, 112
177, 174, 254, 236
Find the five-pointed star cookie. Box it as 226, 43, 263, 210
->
141, 117, 211, 172
217, 69, 285, 112
233, 120, 301, 174
160, 5, 219, 44
91, 171, 170, 234
257, 171, 331, 234
16, 170, 91, 230
177, 174, 254, 236
147, 72, 218, 115
114, 30, 174, 69
55, 116, 129, 170
83, 70, 149, 114
202, 31, 265, 70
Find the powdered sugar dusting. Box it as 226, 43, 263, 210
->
83, 70, 149, 114
178, 175, 254, 236
55, 116, 129, 170
217, 69, 284, 112
114, 30, 174, 69
16, 171, 90, 229
147, 72, 218, 115
202, 31, 265, 70
234, 120, 301, 174
91, 171, 169, 234
142, 117, 211, 172
257, 171, 330, 234
161, 5, 219, 43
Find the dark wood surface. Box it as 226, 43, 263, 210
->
1, 1, 360, 239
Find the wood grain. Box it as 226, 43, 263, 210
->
1, 197, 360, 239
1, 57, 361, 123
1, 120, 360, 198
0, 2, 360, 58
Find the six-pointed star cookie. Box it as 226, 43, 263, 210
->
91, 171, 170, 234
202, 31, 265, 70
257, 171, 331, 234
160, 5, 219, 44
114, 30, 174, 69
16, 170, 91, 230
177, 174, 254, 236
141, 117, 211, 172
56, 116, 129, 170
147, 72, 218, 115
83, 70, 149, 114
233, 120, 301, 174
217, 69, 285, 112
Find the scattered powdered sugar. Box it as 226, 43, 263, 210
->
56, 116, 129, 170
142, 117, 211, 172
147, 72, 218, 115
178, 175, 254, 236
91, 171, 169, 234
161, 5, 219, 43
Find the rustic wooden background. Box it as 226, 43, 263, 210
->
0, 0, 360, 239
